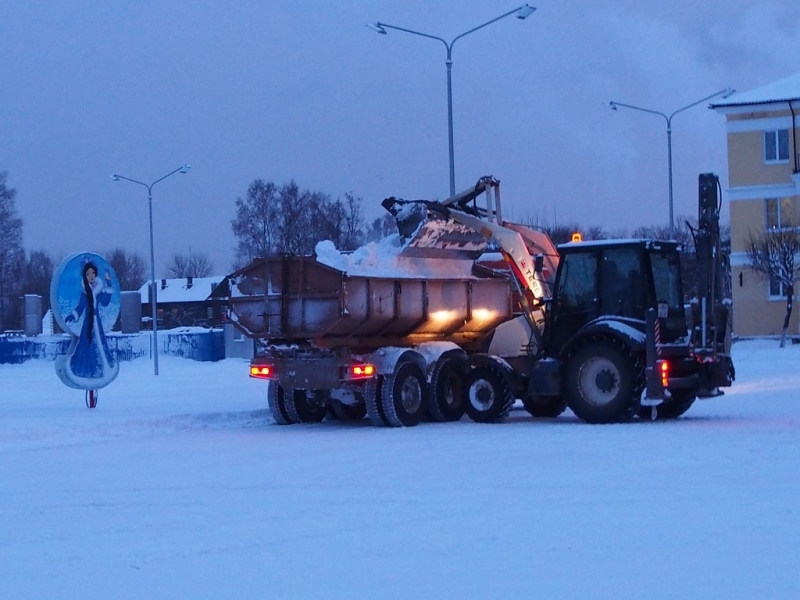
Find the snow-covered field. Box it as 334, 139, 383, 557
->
1, 339, 798, 599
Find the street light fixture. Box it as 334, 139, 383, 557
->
608, 88, 734, 238
370, 4, 537, 196
109, 164, 191, 375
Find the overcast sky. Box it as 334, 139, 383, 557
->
1, 1, 798, 276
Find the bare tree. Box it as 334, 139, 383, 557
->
334, 192, 365, 251
231, 179, 280, 268
24, 250, 55, 314
167, 250, 214, 278
0, 172, 24, 331
364, 213, 397, 243
106, 247, 146, 291
583, 226, 609, 241
277, 182, 334, 254
746, 228, 800, 347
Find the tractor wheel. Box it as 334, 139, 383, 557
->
564, 341, 641, 424
522, 394, 567, 418
267, 382, 297, 425
642, 389, 697, 420
283, 389, 326, 424
380, 362, 428, 427
462, 365, 514, 423
365, 376, 389, 426
427, 356, 466, 422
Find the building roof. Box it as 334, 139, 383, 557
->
711, 71, 800, 108
136, 276, 224, 304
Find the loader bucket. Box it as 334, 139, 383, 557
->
382, 197, 488, 260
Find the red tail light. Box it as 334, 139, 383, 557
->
349, 364, 375, 379
249, 365, 272, 379
658, 360, 669, 388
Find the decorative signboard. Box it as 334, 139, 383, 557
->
50, 253, 121, 406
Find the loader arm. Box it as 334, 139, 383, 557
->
444, 208, 547, 303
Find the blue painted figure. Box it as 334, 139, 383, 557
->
52, 253, 121, 391
63, 261, 117, 383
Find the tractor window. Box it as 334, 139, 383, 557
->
650, 250, 686, 336
600, 250, 644, 318
555, 252, 598, 312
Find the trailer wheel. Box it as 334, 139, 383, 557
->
329, 395, 367, 421
283, 390, 327, 424
365, 376, 389, 426
641, 390, 697, 420
462, 365, 514, 423
564, 341, 640, 423
267, 382, 297, 425
381, 362, 428, 427
522, 394, 567, 418
428, 357, 466, 422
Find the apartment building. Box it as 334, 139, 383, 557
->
711, 72, 800, 336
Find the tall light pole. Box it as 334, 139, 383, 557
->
109, 165, 191, 375
609, 88, 734, 238
369, 5, 537, 197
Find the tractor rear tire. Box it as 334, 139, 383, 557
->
564, 341, 641, 424
522, 394, 567, 418
462, 365, 514, 423
428, 356, 466, 422
380, 362, 428, 427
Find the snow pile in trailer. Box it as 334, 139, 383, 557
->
314, 234, 475, 279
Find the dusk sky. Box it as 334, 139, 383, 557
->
1, 1, 798, 277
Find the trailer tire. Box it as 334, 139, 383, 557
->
329, 396, 367, 421
564, 340, 640, 423
428, 357, 466, 422
642, 390, 697, 420
283, 389, 326, 424
522, 394, 567, 418
267, 382, 297, 425
462, 365, 514, 423
365, 376, 389, 426
381, 362, 428, 427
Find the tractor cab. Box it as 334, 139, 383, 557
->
545, 239, 687, 356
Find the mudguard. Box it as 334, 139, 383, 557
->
367, 347, 427, 378
559, 317, 646, 358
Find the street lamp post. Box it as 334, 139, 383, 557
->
109, 165, 191, 375
608, 88, 734, 238
370, 5, 536, 197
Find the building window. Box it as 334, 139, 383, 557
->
769, 276, 793, 299
764, 129, 790, 163
765, 197, 793, 229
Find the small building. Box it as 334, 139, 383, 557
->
137, 276, 226, 329
711, 72, 800, 336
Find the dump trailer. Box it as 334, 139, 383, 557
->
222, 175, 734, 425
222, 254, 515, 425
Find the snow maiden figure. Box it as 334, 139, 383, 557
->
51, 253, 121, 395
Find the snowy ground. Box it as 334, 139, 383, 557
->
1, 339, 798, 599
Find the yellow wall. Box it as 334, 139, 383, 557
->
729, 199, 766, 253
724, 107, 800, 336
732, 265, 799, 336
727, 130, 796, 187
